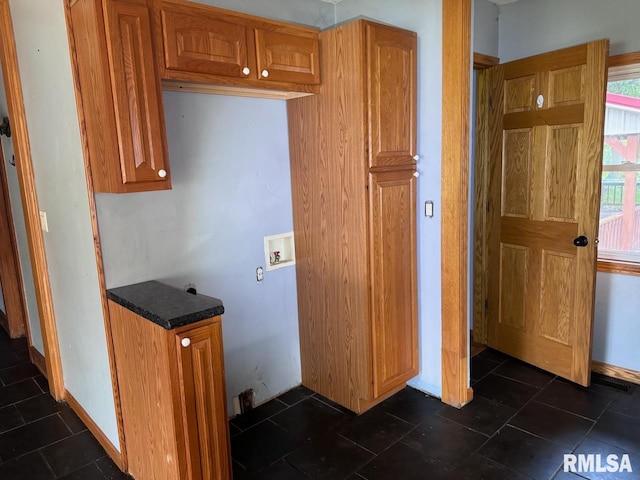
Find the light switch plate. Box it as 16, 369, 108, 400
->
425, 201, 434, 218
39, 210, 48, 232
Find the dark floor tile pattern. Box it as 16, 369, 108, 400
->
0, 327, 129, 479
1, 323, 638, 480
230, 348, 639, 479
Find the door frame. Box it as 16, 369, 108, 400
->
441, 0, 473, 407
0, 0, 64, 399
0, 137, 29, 340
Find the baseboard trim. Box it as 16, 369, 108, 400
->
65, 390, 125, 471
592, 361, 640, 386
30, 346, 47, 378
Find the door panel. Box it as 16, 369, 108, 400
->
366, 23, 417, 168
487, 40, 608, 386
254, 27, 319, 84
161, 4, 250, 78
176, 323, 231, 480
369, 170, 418, 398
104, 1, 169, 186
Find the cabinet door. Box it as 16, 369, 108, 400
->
369, 170, 418, 398
176, 322, 231, 480
366, 23, 417, 168
254, 26, 319, 84
104, 0, 170, 189
161, 3, 252, 78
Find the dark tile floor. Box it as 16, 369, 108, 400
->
231, 350, 640, 480
2, 322, 639, 480
0, 327, 129, 479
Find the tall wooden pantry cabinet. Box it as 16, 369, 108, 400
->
287, 20, 418, 413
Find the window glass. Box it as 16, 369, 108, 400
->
599, 79, 640, 263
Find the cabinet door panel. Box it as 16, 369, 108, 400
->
255, 27, 319, 84
367, 24, 417, 168
369, 170, 418, 398
176, 323, 231, 480
161, 5, 251, 78
104, 0, 169, 187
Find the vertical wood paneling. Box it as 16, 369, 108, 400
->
539, 251, 575, 345
499, 244, 528, 330
441, 0, 473, 407
502, 129, 532, 218
370, 170, 418, 397
109, 301, 182, 480
288, 20, 370, 412
546, 125, 581, 221
549, 65, 585, 107
504, 75, 535, 113
367, 23, 417, 168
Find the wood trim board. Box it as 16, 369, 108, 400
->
0, 0, 64, 400
592, 360, 640, 386
65, 390, 125, 471
597, 259, 640, 277
441, 0, 473, 408
30, 345, 47, 377
473, 52, 499, 69
63, 0, 128, 470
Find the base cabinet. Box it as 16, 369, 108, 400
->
287, 20, 418, 413
109, 301, 231, 479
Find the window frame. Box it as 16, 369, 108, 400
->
597, 52, 640, 276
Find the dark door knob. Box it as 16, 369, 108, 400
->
574, 235, 589, 247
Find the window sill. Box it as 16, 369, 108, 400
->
597, 259, 640, 277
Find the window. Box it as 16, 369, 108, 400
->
598, 57, 640, 274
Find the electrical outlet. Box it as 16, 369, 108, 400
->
256, 266, 264, 283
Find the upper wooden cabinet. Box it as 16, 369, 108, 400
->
157, 0, 320, 94
160, 3, 251, 78
69, 0, 171, 193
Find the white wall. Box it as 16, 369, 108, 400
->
498, 0, 640, 372
335, 0, 443, 396
499, 0, 640, 62
95, 0, 333, 410
97, 94, 302, 409
473, 0, 499, 57
9, 0, 119, 448
0, 63, 43, 351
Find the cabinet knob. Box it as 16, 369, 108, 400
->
181, 338, 191, 348
261, 69, 269, 78
158, 169, 167, 178
413, 171, 420, 178
413, 154, 420, 161
242, 67, 250, 76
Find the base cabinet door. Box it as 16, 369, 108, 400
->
369, 169, 418, 398
175, 323, 231, 480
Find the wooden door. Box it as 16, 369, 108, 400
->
369, 169, 418, 397
366, 22, 417, 169
176, 321, 231, 480
254, 26, 319, 84
486, 41, 608, 386
0, 141, 26, 338
104, 0, 170, 188
161, 2, 252, 78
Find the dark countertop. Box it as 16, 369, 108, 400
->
107, 280, 224, 330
